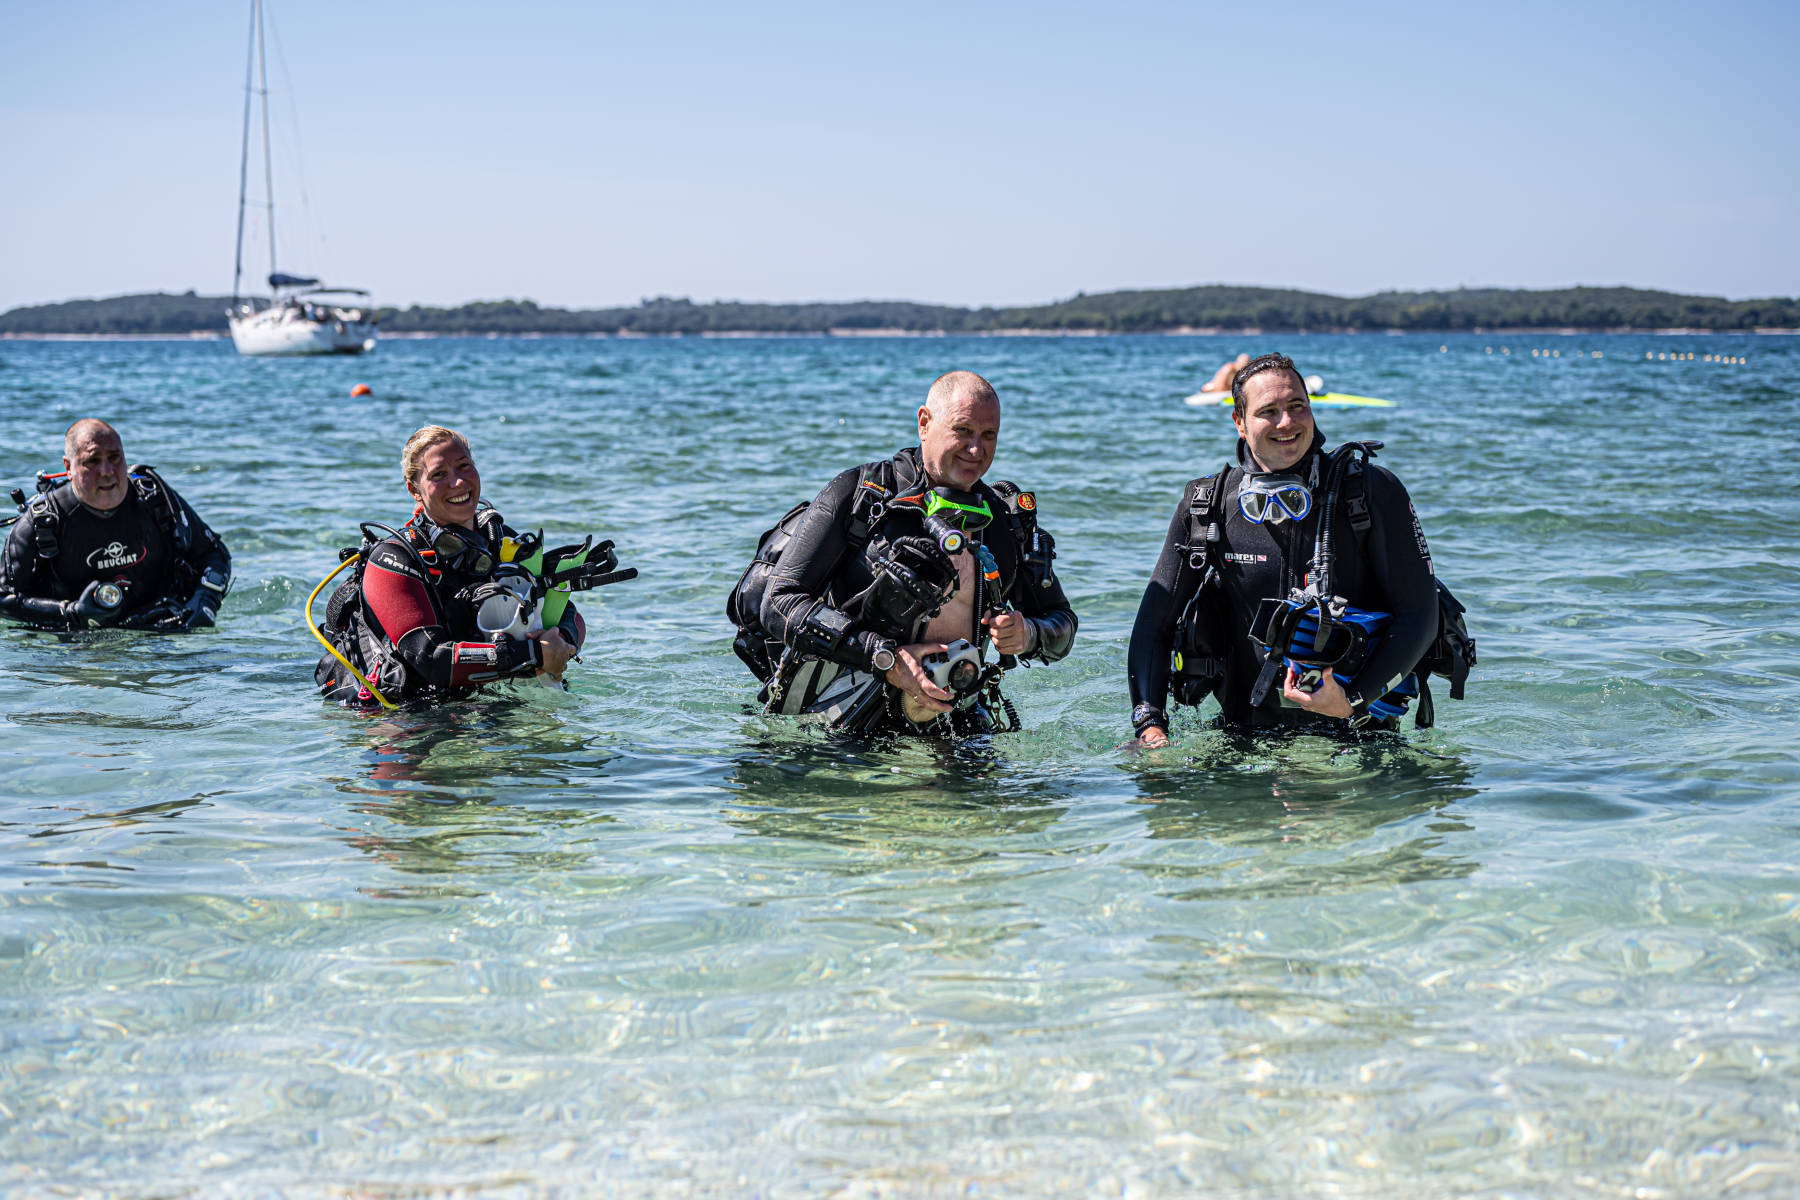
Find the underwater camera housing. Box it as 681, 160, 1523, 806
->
920, 638, 985, 702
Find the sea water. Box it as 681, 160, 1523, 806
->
2, 334, 1797, 1195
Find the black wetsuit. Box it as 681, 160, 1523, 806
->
0, 472, 231, 630
761, 447, 1077, 723
1128, 434, 1437, 730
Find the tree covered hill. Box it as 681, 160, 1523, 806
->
4, 285, 1795, 335
0, 290, 234, 335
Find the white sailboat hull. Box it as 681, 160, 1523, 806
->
229, 306, 377, 356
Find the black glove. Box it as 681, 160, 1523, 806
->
162, 590, 218, 631
160, 567, 229, 632
62, 580, 126, 629
867, 535, 959, 636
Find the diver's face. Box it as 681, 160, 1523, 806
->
917, 391, 1000, 490
408, 439, 481, 529
65, 431, 128, 511
1234, 372, 1314, 472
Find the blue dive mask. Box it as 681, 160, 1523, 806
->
1237, 475, 1312, 525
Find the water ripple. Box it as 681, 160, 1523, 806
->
4, 334, 1800, 1194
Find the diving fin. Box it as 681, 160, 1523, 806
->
538, 538, 637, 626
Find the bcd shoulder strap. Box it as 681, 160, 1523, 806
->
128, 465, 192, 553
1181, 465, 1233, 572
25, 491, 60, 560
844, 460, 894, 548
1168, 465, 1234, 708
987, 480, 1056, 590
1343, 458, 1372, 538
15, 471, 70, 559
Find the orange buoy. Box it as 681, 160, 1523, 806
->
350, 383, 372, 397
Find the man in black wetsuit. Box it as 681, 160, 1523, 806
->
1127, 354, 1436, 744
748, 370, 1078, 732
0, 419, 231, 631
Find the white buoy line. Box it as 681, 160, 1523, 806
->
1465, 346, 1747, 364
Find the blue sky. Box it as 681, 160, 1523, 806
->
2, 0, 1795, 311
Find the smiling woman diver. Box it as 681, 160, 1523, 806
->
309, 425, 635, 707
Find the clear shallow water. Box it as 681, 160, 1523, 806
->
2, 333, 1797, 1196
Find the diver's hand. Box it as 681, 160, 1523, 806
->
1136, 725, 1170, 749
885, 642, 954, 715
532, 628, 576, 681
1283, 666, 1354, 718
61, 581, 123, 629
165, 587, 220, 631
157, 567, 228, 631
982, 610, 1036, 656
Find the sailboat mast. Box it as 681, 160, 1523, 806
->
257, 0, 277, 288
231, 0, 255, 308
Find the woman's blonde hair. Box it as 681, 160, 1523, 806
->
401, 425, 470, 488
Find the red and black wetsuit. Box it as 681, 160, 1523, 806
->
317, 514, 585, 704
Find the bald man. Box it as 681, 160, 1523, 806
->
1, 420, 231, 630
731, 371, 1077, 734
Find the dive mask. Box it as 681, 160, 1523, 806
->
419, 525, 495, 575
924, 487, 994, 533
1237, 475, 1312, 525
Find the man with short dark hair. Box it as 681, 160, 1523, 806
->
1, 420, 232, 630
1127, 353, 1438, 742
732, 371, 1077, 733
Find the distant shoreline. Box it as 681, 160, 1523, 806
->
7, 284, 1796, 337
6, 327, 1797, 343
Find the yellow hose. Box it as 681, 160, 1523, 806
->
304, 554, 395, 710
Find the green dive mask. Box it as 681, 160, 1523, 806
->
924, 487, 994, 534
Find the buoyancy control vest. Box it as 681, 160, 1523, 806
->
727, 461, 898, 682
316, 517, 467, 702
725, 460, 1059, 684
7, 465, 191, 567
316, 509, 528, 702
3, 465, 204, 618
314, 508, 633, 704
1170, 442, 1475, 728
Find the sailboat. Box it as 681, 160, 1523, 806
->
227, 0, 376, 356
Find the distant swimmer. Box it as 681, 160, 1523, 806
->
727, 370, 1077, 735
0, 419, 232, 631
311, 425, 635, 707
1200, 353, 1327, 397
1127, 353, 1473, 745
1200, 353, 1252, 394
